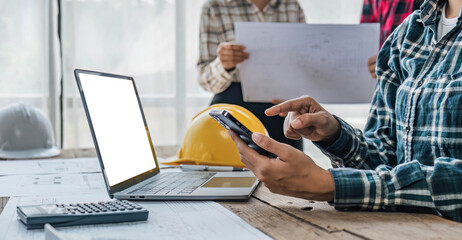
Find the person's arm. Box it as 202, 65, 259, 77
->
330, 158, 462, 222
314, 12, 405, 170
297, 2, 306, 23
318, 15, 462, 221
197, 4, 244, 94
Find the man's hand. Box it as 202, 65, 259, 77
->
217, 42, 249, 70
265, 96, 340, 145
228, 131, 335, 201
368, 55, 377, 79
271, 99, 285, 105
271, 99, 287, 117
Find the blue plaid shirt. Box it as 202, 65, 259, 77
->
318, 0, 462, 222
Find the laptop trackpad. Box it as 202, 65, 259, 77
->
201, 177, 256, 188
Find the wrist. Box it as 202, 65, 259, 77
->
303, 169, 335, 201
320, 170, 335, 201
321, 119, 341, 146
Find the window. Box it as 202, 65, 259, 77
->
0, 0, 54, 128
1, 0, 369, 158
61, 0, 211, 148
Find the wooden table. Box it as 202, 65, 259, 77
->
1, 147, 461, 239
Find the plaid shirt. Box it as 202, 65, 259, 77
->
197, 0, 305, 94
318, 0, 462, 222
361, 0, 424, 45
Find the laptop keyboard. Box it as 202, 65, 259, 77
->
128, 172, 216, 195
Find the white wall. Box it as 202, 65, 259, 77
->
299, 0, 363, 24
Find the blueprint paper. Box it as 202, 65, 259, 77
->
235, 22, 380, 103
0, 160, 269, 239
0, 157, 169, 197
0, 157, 166, 176
0, 173, 107, 197
0, 158, 101, 176
0, 196, 271, 240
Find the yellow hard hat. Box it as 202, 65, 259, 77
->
161, 104, 268, 168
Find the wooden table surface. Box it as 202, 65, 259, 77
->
1, 147, 462, 240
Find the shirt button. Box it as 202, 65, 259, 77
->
405, 126, 411, 132
417, 80, 423, 86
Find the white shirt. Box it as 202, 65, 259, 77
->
437, 4, 458, 42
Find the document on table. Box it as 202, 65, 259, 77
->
235, 22, 380, 103
0, 196, 271, 240
0, 173, 107, 197
0, 158, 101, 176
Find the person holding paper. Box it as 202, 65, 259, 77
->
228, 0, 462, 222
197, 0, 306, 151
362, 0, 424, 79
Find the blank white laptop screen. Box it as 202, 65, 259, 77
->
78, 73, 157, 187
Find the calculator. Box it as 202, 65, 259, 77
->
17, 200, 149, 229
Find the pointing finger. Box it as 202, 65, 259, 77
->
265, 96, 314, 117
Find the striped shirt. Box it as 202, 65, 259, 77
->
197, 0, 305, 94
318, 0, 462, 222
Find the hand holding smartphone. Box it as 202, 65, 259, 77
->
209, 109, 278, 159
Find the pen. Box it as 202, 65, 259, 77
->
180, 164, 248, 172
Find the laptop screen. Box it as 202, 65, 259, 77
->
77, 71, 158, 187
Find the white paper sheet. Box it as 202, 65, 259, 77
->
0, 158, 101, 176
0, 195, 109, 240
0, 173, 107, 197
0, 196, 270, 240
235, 22, 380, 103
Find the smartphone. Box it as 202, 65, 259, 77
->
209, 109, 277, 158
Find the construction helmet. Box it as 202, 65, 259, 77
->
0, 103, 61, 159
161, 104, 268, 168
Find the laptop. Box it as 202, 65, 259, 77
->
74, 69, 259, 200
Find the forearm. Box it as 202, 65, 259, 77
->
329, 159, 462, 222
314, 116, 396, 170
198, 5, 235, 94
198, 57, 235, 94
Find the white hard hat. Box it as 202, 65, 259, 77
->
0, 103, 61, 159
